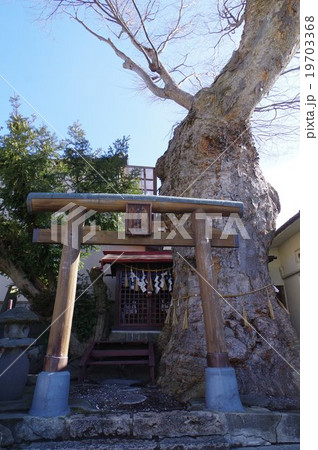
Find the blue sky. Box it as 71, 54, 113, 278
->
0, 1, 183, 163
0, 0, 299, 226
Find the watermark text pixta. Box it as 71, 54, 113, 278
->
50, 206, 250, 249
118, 212, 250, 240
51, 202, 97, 249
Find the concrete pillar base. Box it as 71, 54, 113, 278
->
205, 367, 244, 412
29, 371, 70, 417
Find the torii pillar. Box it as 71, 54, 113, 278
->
30, 210, 83, 417
192, 209, 243, 411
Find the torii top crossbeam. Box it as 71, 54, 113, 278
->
27, 192, 243, 215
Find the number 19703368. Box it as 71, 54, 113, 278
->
305, 16, 315, 78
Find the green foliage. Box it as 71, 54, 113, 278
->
0, 96, 62, 289
61, 123, 140, 230
72, 275, 97, 342
61, 123, 139, 195
0, 96, 140, 316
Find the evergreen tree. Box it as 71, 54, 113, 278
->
0, 97, 138, 316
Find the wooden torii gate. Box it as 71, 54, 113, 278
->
27, 192, 244, 415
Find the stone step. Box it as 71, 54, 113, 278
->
0, 409, 300, 448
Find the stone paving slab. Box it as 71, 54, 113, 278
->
68, 413, 132, 439
276, 413, 301, 443
133, 410, 227, 439
224, 410, 300, 448
159, 435, 230, 449
225, 410, 281, 447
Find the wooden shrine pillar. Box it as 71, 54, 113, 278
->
43, 212, 83, 372
192, 209, 230, 368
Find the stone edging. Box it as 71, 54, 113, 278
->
0, 409, 300, 448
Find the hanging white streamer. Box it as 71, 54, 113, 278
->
160, 271, 168, 289
138, 270, 147, 293
130, 270, 136, 290
154, 274, 160, 293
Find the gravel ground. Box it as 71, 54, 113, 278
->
69, 382, 186, 413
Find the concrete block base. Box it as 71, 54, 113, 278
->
29, 371, 70, 417
205, 367, 244, 412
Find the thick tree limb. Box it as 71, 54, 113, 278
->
194, 0, 300, 122
0, 255, 42, 300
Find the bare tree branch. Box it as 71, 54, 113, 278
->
255, 95, 300, 113
281, 66, 300, 76
131, 0, 159, 67
218, 0, 245, 31
157, 0, 186, 54
207, 0, 245, 48
74, 13, 193, 109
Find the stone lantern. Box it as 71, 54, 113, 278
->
0, 307, 39, 401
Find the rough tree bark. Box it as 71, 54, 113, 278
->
155, 0, 300, 403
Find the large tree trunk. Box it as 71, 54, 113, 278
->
156, 116, 299, 405
155, 0, 300, 405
